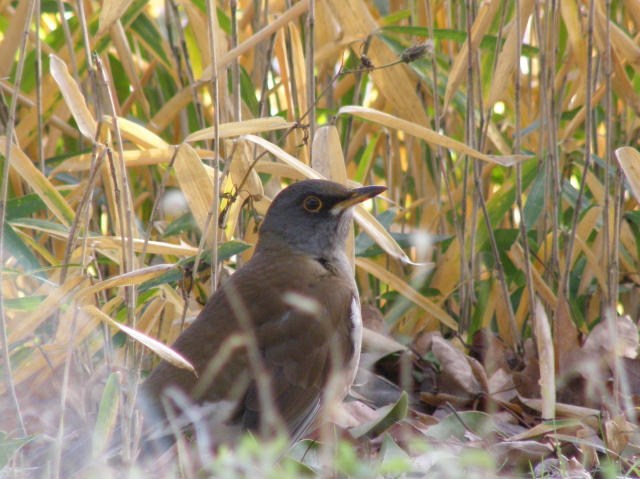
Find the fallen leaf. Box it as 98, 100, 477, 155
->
486, 440, 552, 465
513, 338, 541, 399
582, 315, 639, 363
534, 299, 555, 419
350, 391, 408, 439
488, 368, 517, 403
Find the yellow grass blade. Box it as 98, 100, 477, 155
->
76, 264, 175, 300
49, 55, 97, 141
338, 106, 531, 166
7, 275, 89, 344
173, 143, 215, 241
96, 0, 135, 39
355, 257, 457, 331
616, 147, 640, 203
83, 305, 195, 373
185, 118, 295, 143
0, 137, 75, 227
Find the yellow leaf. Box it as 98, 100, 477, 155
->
338, 106, 531, 166
355, 258, 458, 331
49, 55, 97, 140
83, 305, 196, 373
76, 264, 175, 300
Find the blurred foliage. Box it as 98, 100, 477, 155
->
1, 0, 640, 476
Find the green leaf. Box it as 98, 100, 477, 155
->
375, 433, 411, 476
138, 240, 252, 292
108, 53, 131, 106
349, 391, 408, 439
475, 157, 537, 250
625, 211, 640, 227
523, 163, 546, 228
354, 131, 381, 184
3, 223, 43, 274
41, 0, 73, 13
9, 217, 73, 235
3, 296, 48, 312
92, 372, 121, 457
424, 411, 506, 442
285, 439, 323, 474
162, 212, 197, 238
5, 194, 46, 220
239, 65, 259, 116
215, 240, 253, 262
355, 209, 396, 254
0, 431, 37, 469
129, 12, 171, 68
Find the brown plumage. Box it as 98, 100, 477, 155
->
139, 179, 386, 452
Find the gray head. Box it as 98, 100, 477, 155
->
256, 179, 386, 261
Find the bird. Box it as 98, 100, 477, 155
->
138, 179, 387, 456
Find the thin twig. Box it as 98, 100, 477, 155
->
305, 0, 316, 155
231, 0, 241, 121
204, 0, 221, 295
514, 0, 534, 350
562, 0, 596, 297
0, 0, 38, 438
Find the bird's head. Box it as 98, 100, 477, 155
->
256, 179, 387, 261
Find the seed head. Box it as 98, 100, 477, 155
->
400, 40, 434, 63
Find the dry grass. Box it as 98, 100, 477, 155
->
1, 0, 640, 477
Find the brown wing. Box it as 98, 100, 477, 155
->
139, 247, 357, 441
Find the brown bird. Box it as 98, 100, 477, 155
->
139, 179, 387, 454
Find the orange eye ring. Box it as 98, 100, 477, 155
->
303, 196, 322, 212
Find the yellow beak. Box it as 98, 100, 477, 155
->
331, 185, 387, 214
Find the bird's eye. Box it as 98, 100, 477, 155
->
303, 196, 323, 213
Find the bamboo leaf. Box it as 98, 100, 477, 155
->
84, 305, 196, 373
338, 106, 531, 166
0, 137, 75, 228
49, 55, 97, 141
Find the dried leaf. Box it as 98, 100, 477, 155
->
338, 106, 531, 166
582, 315, 639, 361
487, 440, 552, 465
603, 414, 634, 455
616, 147, 640, 203
184, 118, 294, 143
534, 299, 555, 419
173, 143, 215, 241
355, 258, 457, 330
96, 0, 134, 38
362, 327, 406, 355
76, 264, 175, 300
83, 305, 195, 373
424, 411, 505, 441
432, 336, 484, 396
349, 391, 408, 439
49, 55, 97, 141
0, 137, 75, 227
7, 275, 88, 344
487, 368, 517, 403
